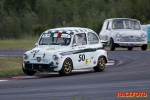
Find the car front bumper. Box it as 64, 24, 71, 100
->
23, 61, 58, 71
114, 42, 147, 47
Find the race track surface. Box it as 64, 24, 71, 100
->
0, 50, 150, 100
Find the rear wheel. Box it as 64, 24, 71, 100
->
141, 44, 147, 50
109, 39, 115, 51
93, 56, 106, 72
59, 58, 73, 76
127, 47, 133, 50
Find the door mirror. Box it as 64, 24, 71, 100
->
35, 42, 38, 47
108, 28, 111, 31
72, 43, 77, 47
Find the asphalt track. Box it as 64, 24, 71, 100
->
0, 50, 150, 100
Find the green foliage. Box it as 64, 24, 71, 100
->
0, 0, 150, 39
32, 24, 48, 36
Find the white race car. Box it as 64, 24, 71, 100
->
99, 18, 148, 51
22, 27, 108, 76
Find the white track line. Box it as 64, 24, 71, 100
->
106, 63, 115, 66
0, 80, 8, 82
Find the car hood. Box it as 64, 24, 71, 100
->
25, 45, 71, 56
113, 29, 144, 36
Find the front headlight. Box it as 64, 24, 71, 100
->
141, 33, 147, 38
116, 33, 122, 38
23, 54, 28, 60
53, 54, 59, 61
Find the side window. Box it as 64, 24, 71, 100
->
131, 21, 140, 30
88, 32, 99, 44
73, 33, 87, 46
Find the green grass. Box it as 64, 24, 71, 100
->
0, 57, 24, 77
0, 36, 38, 50
148, 42, 150, 49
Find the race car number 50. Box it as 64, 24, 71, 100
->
79, 54, 85, 62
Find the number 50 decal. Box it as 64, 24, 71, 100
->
78, 54, 85, 62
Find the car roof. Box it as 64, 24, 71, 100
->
44, 27, 95, 35
105, 18, 139, 22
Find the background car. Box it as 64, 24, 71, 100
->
99, 18, 148, 51
22, 27, 108, 76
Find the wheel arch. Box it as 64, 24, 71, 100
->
64, 57, 74, 69
98, 55, 107, 63
54, 56, 73, 71
95, 52, 108, 64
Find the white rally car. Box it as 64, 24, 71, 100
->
99, 18, 147, 51
22, 27, 108, 76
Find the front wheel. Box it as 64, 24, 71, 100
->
127, 47, 133, 50
22, 68, 36, 76
59, 58, 73, 76
109, 39, 116, 51
141, 44, 147, 50
93, 56, 106, 72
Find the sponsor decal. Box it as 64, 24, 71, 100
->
78, 46, 86, 49
31, 50, 40, 53
117, 92, 148, 98
93, 60, 96, 64
85, 59, 88, 64
47, 48, 56, 50
43, 33, 71, 38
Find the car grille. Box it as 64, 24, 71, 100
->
25, 64, 50, 70
120, 36, 142, 42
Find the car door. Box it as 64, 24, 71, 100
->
71, 33, 90, 69
105, 21, 111, 42
87, 32, 102, 67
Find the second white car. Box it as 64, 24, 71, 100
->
99, 18, 147, 51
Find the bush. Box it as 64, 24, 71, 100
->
32, 24, 48, 36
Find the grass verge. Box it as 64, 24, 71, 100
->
0, 57, 23, 77
0, 36, 38, 50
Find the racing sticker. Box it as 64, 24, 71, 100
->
93, 60, 96, 64
85, 59, 88, 64
31, 50, 40, 53
47, 48, 56, 50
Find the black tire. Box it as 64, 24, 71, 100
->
22, 67, 36, 76
127, 47, 133, 50
141, 44, 147, 50
59, 58, 73, 76
93, 56, 106, 72
109, 39, 115, 51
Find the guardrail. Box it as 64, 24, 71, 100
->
148, 26, 150, 42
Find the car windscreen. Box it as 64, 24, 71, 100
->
112, 20, 141, 30
39, 33, 71, 46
